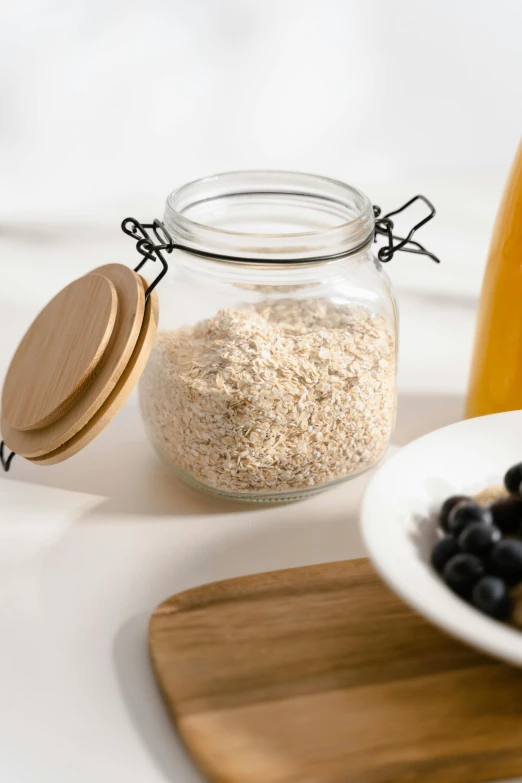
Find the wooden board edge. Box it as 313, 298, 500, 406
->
149, 559, 365, 624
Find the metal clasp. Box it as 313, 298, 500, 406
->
121, 217, 173, 300
373, 195, 440, 264
0, 441, 15, 472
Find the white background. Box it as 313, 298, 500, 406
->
1, 3, 522, 782
1, 0, 522, 217
2, 0, 522, 385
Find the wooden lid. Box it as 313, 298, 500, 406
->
1, 264, 159, 464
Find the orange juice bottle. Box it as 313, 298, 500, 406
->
466, 139, 522, 418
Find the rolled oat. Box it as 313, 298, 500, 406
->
140, 298, 396, 496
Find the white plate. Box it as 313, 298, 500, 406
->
361, 410, 522, 667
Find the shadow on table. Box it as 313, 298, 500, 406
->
113, 614, 204, 783
394, 392, 464, 446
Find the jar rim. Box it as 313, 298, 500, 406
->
164, 170, 375, 262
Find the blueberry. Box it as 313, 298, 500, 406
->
491, 496, 522, 535
447, 501, 493, 537
459, 522, 501, 557
504, 462, 522, 495
431, 536, 461, 573
439, 495, 470, 532
472, 576, 512, 621
443, 553, 485, 597
490, 539, 522, 585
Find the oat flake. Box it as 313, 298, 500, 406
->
140, 298, 396, 495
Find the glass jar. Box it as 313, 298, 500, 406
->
139, 171, 398, 502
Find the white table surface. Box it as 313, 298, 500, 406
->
1, 231, 511, 782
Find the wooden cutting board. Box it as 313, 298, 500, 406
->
149, 558, 522, 783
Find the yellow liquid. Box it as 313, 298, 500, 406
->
466, 139, 522, 418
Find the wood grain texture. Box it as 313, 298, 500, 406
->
28, 276, 158, 465
150, 558, 522, 783
1, 264, 144, 457
2, 273, 118, 431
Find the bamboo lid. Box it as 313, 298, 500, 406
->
1, 263, 159, 465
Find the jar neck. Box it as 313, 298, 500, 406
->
171, 243, 377, 287
163, 171, 374, 264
